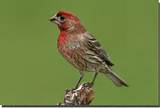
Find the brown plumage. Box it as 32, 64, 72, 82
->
50, 11, 128, 88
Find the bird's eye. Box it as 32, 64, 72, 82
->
59, 16, 65, 21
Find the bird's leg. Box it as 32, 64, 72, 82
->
75, 73, 84, 89
91, 72, 98, 85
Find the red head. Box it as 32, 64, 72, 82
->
50, 11, 82, 31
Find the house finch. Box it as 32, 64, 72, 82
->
50, 11, 128, 88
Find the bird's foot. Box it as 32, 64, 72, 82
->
83, 82, 93, 88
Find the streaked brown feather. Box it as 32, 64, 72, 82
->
82, 33, 114, 67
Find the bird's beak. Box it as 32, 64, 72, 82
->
50, 15, 57, 22
50, 15, 61, 25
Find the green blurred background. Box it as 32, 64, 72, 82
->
0, 0, 157, 105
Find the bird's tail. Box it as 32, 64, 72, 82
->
105, 70, 128, 87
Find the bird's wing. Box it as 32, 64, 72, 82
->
81, 32, 114, 66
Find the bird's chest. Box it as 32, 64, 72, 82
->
57, 32, 88, 71
57, 35, 81, 59
58, 38, 88, 71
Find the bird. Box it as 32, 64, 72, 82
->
50, 10, 128, 88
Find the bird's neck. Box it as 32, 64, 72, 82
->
57, 31, 67, 47
58, 24, 86, 46
60, 23, 86, 33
